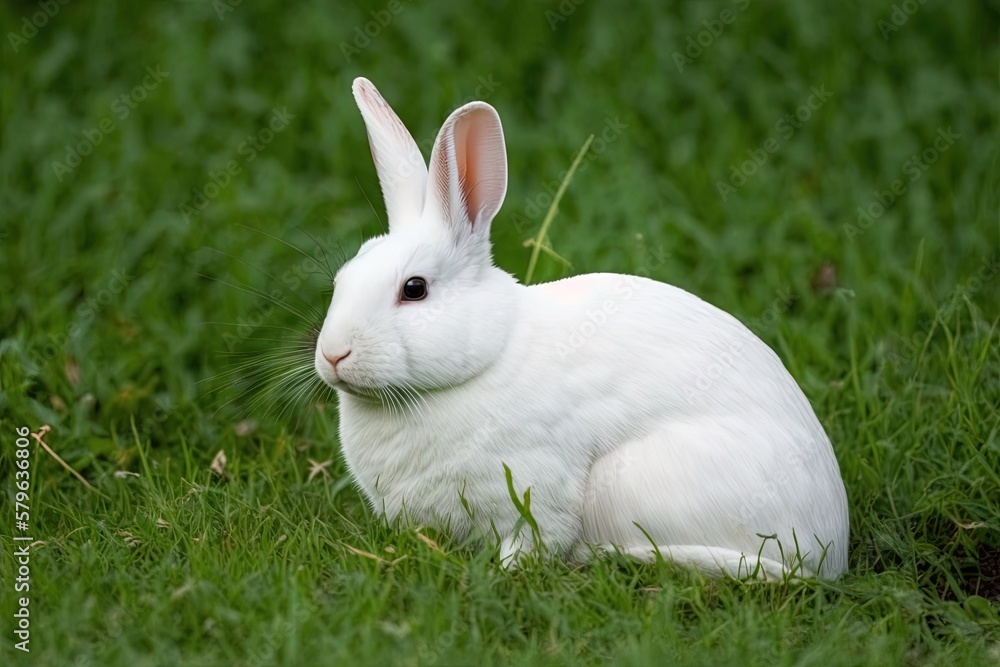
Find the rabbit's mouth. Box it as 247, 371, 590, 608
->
330, 380, 386, 402
334, 380, 435, 412
333, 382, 370, 398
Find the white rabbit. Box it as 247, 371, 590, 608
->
314, 78, 849, 579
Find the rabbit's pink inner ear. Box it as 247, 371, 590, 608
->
454, 104, 507, 228
452, 109, 507, 231
428, 102, 508, 237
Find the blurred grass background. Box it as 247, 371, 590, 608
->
1, 0, 999, 664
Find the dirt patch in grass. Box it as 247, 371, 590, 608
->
959, 543, 1000, 602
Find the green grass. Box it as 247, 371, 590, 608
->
2, 0, 999, 664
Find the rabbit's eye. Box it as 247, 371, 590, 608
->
401, 277, 427, 301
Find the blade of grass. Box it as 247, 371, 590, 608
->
524, 134, 595, 284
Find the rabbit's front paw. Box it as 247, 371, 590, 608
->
498, 532, 534, 570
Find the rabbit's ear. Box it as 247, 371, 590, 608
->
425, 101, 507, 242
352, 78, 427, 229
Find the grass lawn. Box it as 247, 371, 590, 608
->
2, 0, 999, 664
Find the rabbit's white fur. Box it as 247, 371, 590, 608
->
315, 78, 849, 579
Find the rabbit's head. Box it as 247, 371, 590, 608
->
314, 78, 518, 396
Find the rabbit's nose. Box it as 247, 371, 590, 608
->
322, 348, 351, 372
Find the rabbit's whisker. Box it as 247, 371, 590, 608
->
203, 247, 327, 323
237, 222, 338, 283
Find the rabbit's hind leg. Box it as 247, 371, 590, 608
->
578, 425, 800, 579
609, 544, 790, 580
